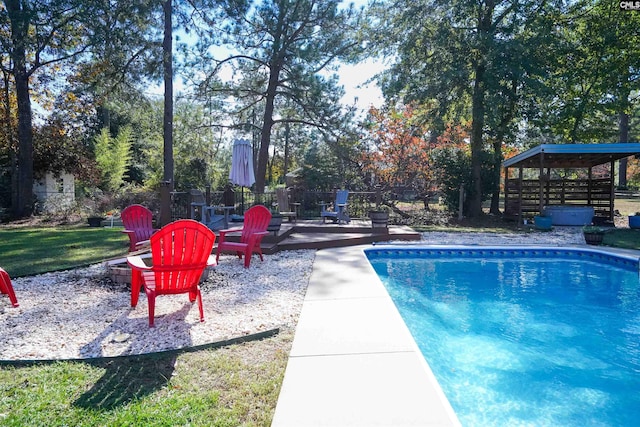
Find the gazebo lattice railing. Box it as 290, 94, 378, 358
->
504, 176, 613, 220
502, 143, 640, 224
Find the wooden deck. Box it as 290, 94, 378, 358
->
110, 218, 422, 254
106, 219, 421, 284
257, 219, 421, 254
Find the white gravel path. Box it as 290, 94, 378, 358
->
1, 250, 315, 361
419, 226, 586, 246
0, 228, 586, 361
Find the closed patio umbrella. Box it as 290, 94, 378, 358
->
229, 138, 255, 213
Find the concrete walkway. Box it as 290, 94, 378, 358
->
271, 245, 460, 427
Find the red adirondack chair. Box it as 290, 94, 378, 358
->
215, 205, 271, 268
0, 267, 19, 307
121, 204, 159, 252
127, 219, 216, 327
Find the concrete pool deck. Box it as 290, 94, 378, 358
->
271, 245, 461, 427
271, 239, 640, 426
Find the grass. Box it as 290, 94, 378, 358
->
609, 197, 640, 216
0, 225, 129, 277
603, 228, 640, 249
0, 332, 293, 427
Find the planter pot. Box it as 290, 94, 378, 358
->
87, 217, 105, 227
267, 215, 283, 234
369, 210, 389, 233
534, 215, 552, 231
629, 216, 640, 229
584, 232, 604, 245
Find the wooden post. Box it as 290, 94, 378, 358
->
610, 159, 615, 222
538, 151, 544, 215
588, 167, 593, 207
518, 166, 523, 224
545, 167, 551, 207
159, 180, 172, 227
503, 167, 509, 215
375, 184, 382, 209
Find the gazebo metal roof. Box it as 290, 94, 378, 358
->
503, 143, 640, 169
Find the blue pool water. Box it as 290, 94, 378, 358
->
367, 247, 640, 427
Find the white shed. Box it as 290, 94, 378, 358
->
33, 172, 75, 212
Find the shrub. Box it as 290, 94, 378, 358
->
430, 146, 496, 214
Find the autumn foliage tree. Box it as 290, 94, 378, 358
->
362, 105, 435, 206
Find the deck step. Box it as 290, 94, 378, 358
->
214, 220, 421, 254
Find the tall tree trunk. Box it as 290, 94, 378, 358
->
283, 121, 290, 180
6, 0, 34, 218
162, 0, 174, 188
2, 70, 18, 213
490, 80, 517, 215
489, 136, 502, 215
255, 64, 280, 192
159, 0, 174, 227
469, 62, 486, 217
619, 111, 629, 188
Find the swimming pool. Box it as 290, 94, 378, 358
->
366, 246, 640, 427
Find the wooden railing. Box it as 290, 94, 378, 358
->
171, 189, 382, 221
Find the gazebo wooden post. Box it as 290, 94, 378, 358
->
588, 166, 593, 207
538, 151, 545, 216
545, 167, 551, 206
518, 166, 524, 224
609, 159, 615, 221
504, 166, 510, 216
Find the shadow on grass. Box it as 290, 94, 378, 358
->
72, 328, 280, 410
75, 353, 177, 409
603, 228, 640, 250
0, 329, 279, 410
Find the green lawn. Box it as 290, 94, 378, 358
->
0, 332, 291, 427
602, 228, 640, 249
0, 226, 129, 277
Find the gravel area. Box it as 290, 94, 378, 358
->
1, 250, 315, 361
419, 226, 587, 246
0, 227, 586, 361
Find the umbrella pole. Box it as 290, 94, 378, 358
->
241, 186, 245, 214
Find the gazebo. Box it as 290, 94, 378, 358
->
502, 143, 640, 224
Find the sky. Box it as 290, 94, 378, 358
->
166, 48, 385, 115
338, 0, 385, 112
155, 0, 386, 115
338, 58, 385, 112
